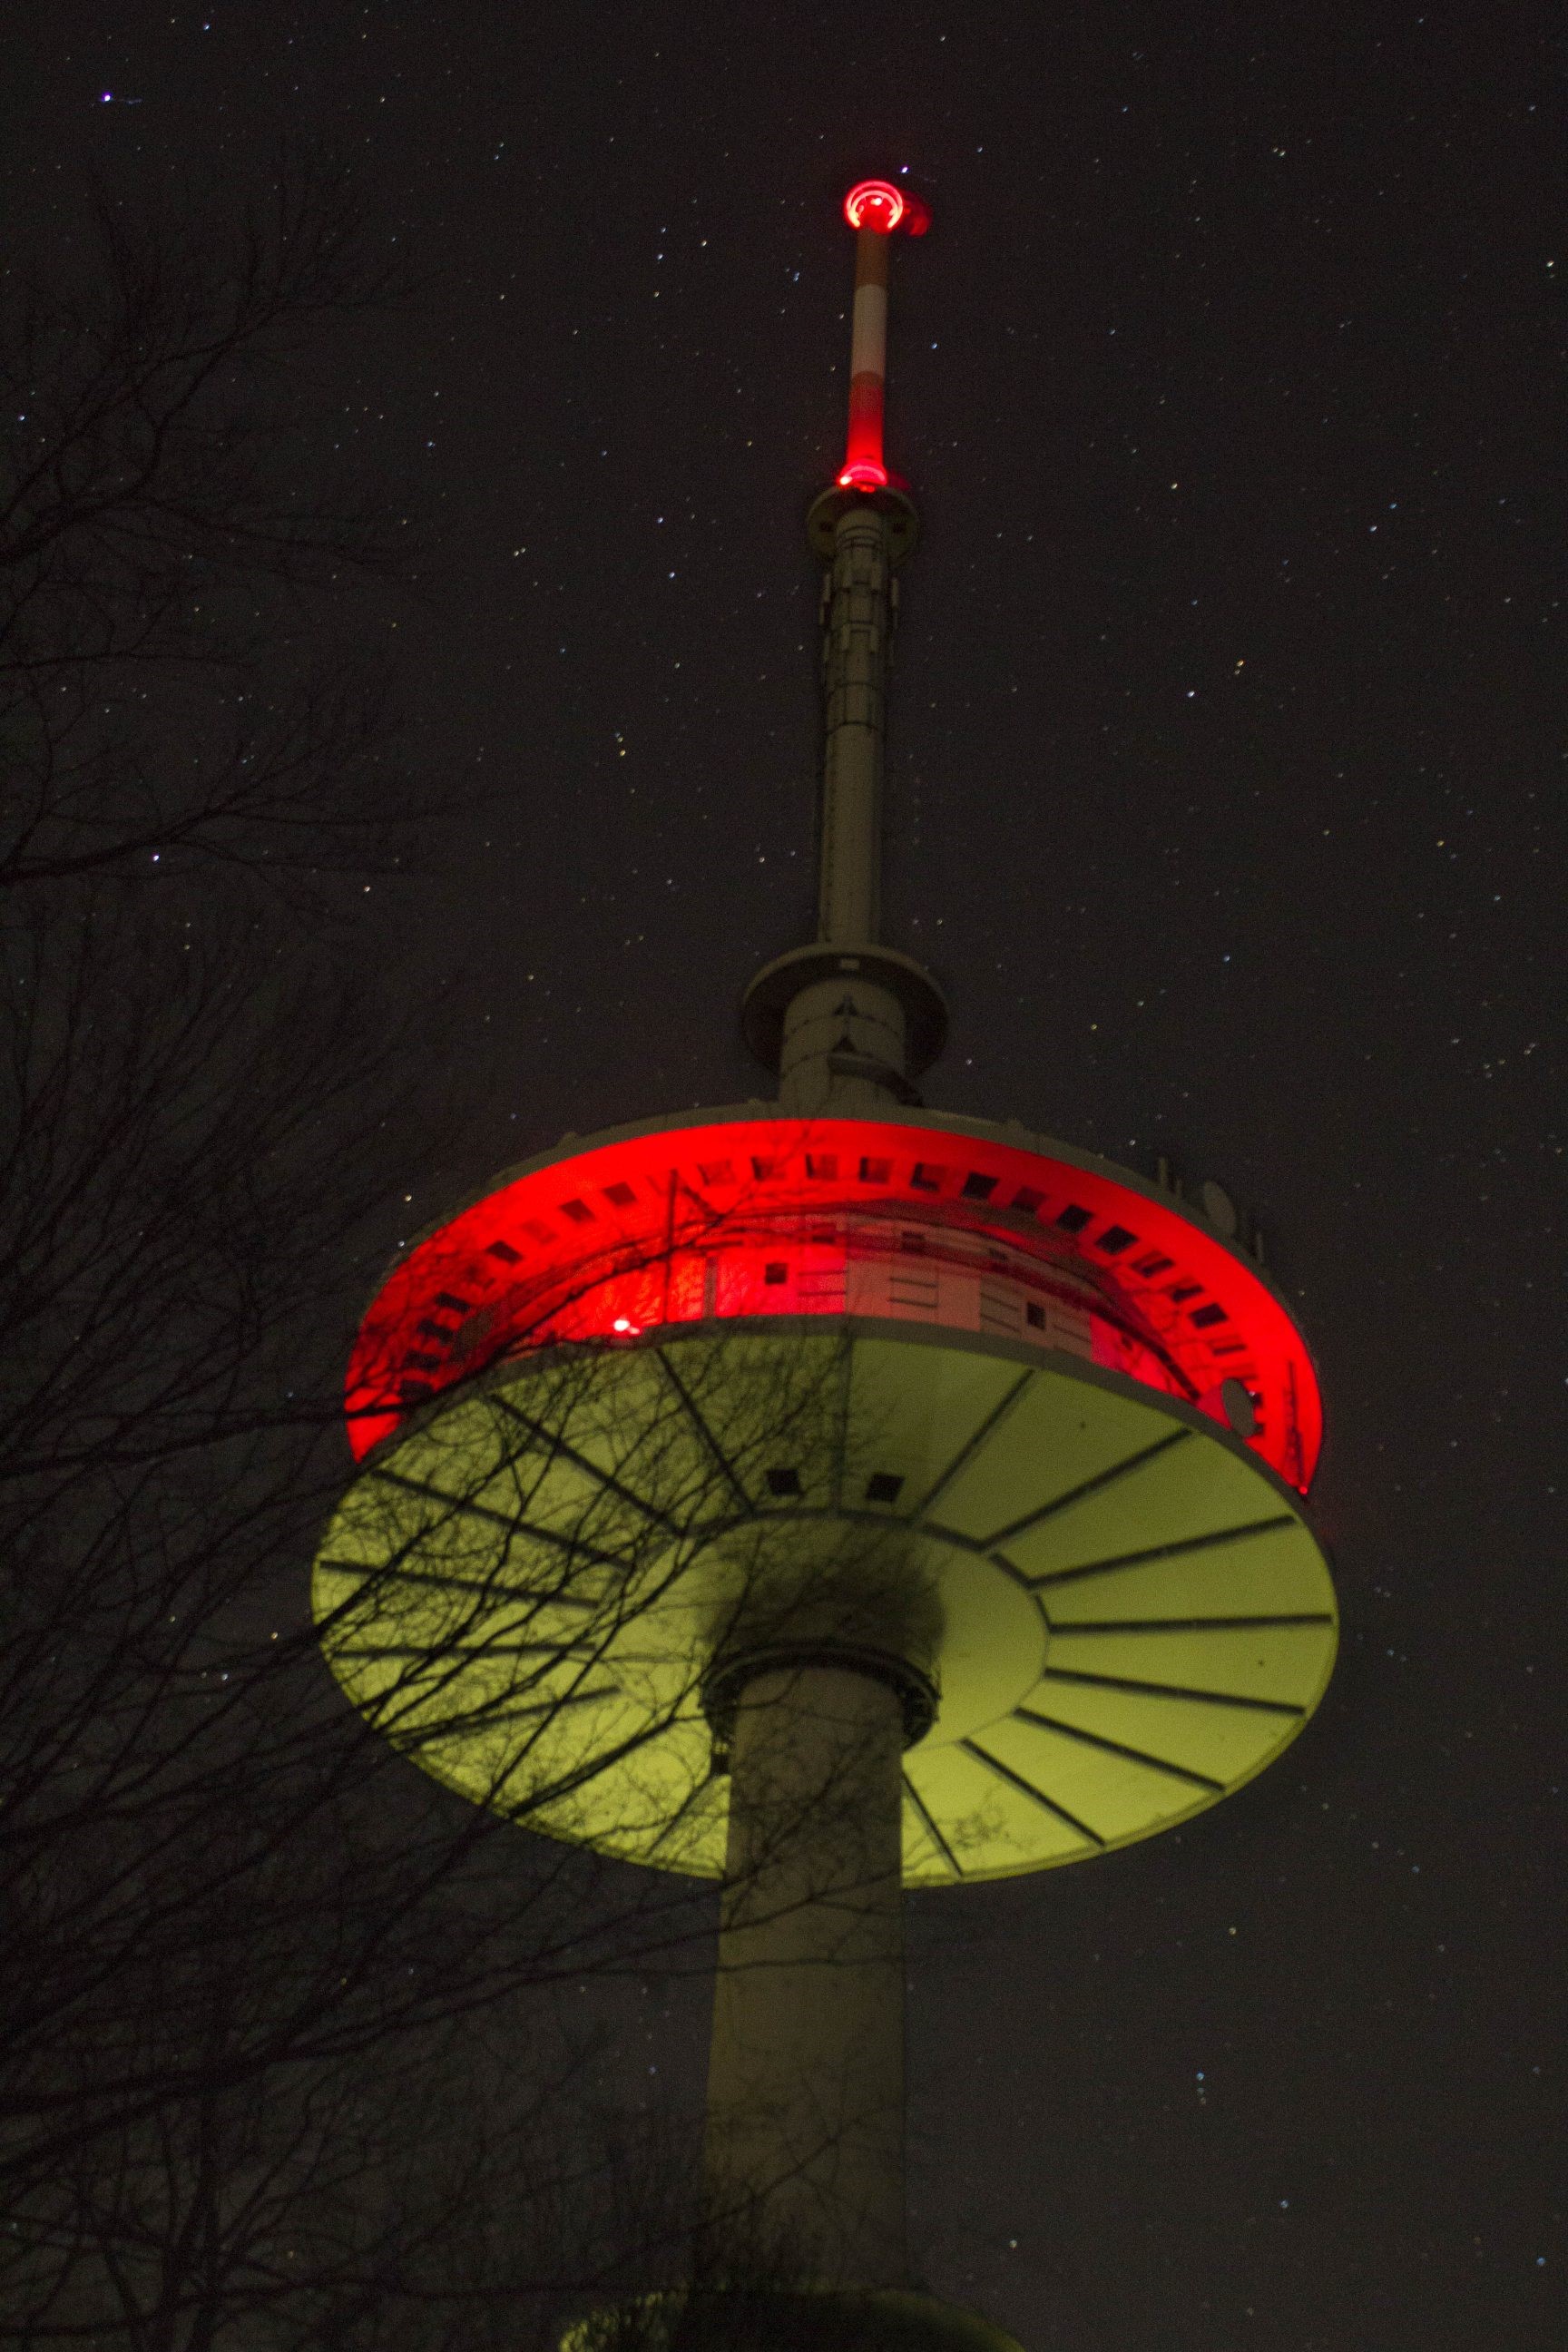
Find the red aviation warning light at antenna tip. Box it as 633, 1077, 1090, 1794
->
842, 179, 931, 235
838, 178, 930, 491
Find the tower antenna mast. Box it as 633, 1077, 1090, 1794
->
742, 178, 946, 1120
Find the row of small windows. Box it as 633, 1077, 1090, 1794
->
399, 1151, 1248, 1401
765, 1466, 905, 1504
512, 1161, 1175, 1264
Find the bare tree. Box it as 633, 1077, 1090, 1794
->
0, 166, 685, 2342
0, 170, 910, 2352
0, 166, 416, 890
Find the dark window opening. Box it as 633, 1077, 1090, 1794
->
750, 1156, 777, 1181
1011, 1186, 1045, 1214
416, 1318, 456, 1342
485, 1238, 522, 1264
1133, 1251, 1174, 1278
766, 1466, 803, 1498
434, 1291, 472, 1314
859, 1155, 891, 1182
910, 1161, 946, 1191
1096, 1225, 1137, 1255
1191, 1302, 1229, 1328
560, 1200, 593, 1225
1210, 1340, 1248, 1358
1026, 1302, 1046, 1329
764, 1262, 789, 1286
604, 1181, 636, 1208
1055, 1203, 1093, 1233
1169, 1283, 1201, 1304
806, 1153, 838, 1181
962, 1171, 997, 1200
866, 1472, 904, 1504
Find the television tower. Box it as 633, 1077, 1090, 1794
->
316, 179, 1337, 2350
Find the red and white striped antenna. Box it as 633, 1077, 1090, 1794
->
837, 178, 931, 491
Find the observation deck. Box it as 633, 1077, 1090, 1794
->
321, 1105, 1334, 1887
348, 1109, 1320, 1489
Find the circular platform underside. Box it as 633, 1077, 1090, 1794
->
315, 1322, 1336, 1885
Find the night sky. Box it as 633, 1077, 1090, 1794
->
13, 6, 1562, 2347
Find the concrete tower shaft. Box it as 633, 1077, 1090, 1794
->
703, 1663, 907, 2287
710, 181, 938, 2289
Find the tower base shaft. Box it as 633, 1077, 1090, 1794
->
701, 1663, 906, 2288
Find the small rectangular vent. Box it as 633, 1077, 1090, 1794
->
1011, 1186, 1045, 1214
866, 1472, 904, 1504
1210, 1340, 1248, 1358
1169, 1283, 1201, 1304
1055, 1203, 1093, 1233
485, 1239, 522, 1264
1191, 1302, 1229, 1328
806, 1153, 838, 1180
604, 1182, 636, 1209
766, 1467, 803, 1498
911, 1162, 946, 1191
434, 1292, 472, 1314
750, 1156, 777, 1181
416, 1318, 456, 1343
1133, 1252, 1174, 1278
962, 1171, 997, 1201
1026, 1301, 1046, 1329
1096, 1225, 1138, 1255
859, 1156, 891, 1182
764, 1262, 788, 1286
560, 1200, 593, 1225
890, 1276, 938, 1306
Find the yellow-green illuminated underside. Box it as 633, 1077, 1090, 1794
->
314, 1322, 1336, 1885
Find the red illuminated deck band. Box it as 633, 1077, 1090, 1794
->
347, 1111, 1321, 1490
